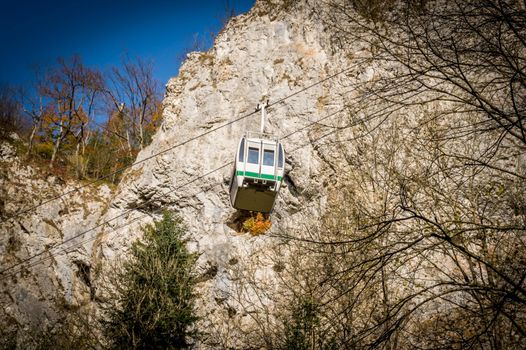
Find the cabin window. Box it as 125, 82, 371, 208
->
248, 147, 259, 164
238, 138, 245, 162
278, 144, 284, 167
263, 149, 274, 166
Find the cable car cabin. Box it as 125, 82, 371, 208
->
229, 132, 285, 213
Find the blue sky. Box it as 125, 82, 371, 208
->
0, 0, 255, 87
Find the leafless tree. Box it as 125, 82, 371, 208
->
0, 85, 23, 139
106, 54, 162, 153
19, 84, 45, 155
242, 1, 526, 348
40, 55, 104, 172
321, 0, 526, 146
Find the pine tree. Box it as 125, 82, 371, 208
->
102, 212, 199, 349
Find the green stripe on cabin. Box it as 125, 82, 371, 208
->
236, 170, 282, 181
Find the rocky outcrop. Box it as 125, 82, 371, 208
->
94, 1, 352, 343
0, 138, 112, 340
0, 0, 370, 344
4, 0, 521, 348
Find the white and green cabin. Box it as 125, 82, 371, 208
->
229, 131, 285, 213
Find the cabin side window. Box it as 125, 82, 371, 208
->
238, 138, 245, 162
263, 149, 274, 166
278, 144, 284, 168
248, 147, 259, 164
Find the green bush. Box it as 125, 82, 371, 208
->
33, 141, 54, 159
0, 314, 99, 350
101, 212, 199, 349
281, 298, 337, 350
283, 298, 320, 350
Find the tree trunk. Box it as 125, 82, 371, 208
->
75, 142, 81, 178
139, 101, 147, 149
381, 257, 392, 350
126, 129, 133, 158
50, 119, 64, 166
27, 124, 37, 156
139, 123, 144, 150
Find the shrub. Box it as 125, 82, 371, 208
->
282, 298, 338, 350
33, 141, 54, 159
101, 212, 199, 349
283, 298, 320, 350
0, 85, 27, 139
242, 212, 272, 235
0, 313, 99, 350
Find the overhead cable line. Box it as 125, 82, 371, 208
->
1, 62, 362, 224
2, 102, 387, 280
0, 106, 352, 279
2, 72, 398, 278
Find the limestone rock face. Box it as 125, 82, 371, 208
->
92, 2, 373, 346
0, 139, 112, 337
1, 0, 378, 346
3, 1, 525, 348
95, 1, 352, 343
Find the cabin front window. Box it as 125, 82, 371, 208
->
248, 147, 259, 164
263, 149, 274, 166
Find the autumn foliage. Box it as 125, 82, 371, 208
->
1, 54, 163, 184
242, 212, 272, 235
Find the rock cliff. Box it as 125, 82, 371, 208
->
95, 1, 355, 344
0, 137, 112, 340
1, 1, 353, 345
3, 0, 524, 348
